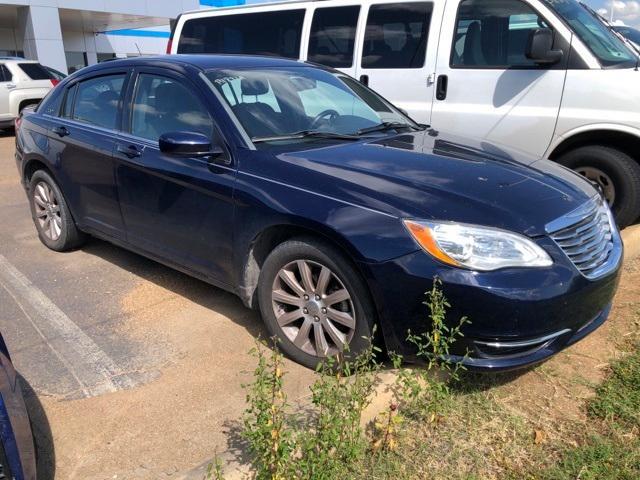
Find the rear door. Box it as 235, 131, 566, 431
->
50, 71, 129, 239
0, 65, 12, 122
354, 1, 443, 124
429, 0, 570, 158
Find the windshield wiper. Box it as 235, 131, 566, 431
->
252, 130, 361, 143
356, 122, 423, 136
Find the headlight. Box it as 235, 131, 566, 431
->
403, 220, 553, 271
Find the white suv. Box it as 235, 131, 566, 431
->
0, 58, 58, 131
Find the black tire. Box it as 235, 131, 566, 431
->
557, 145, 640, 228
28, 170, 86, 251
257, 237, 376, 370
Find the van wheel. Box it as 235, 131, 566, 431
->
28, 170, 86, 251
557, 146, 640, 228
257, 238, 375, 370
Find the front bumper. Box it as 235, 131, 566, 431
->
363, 235, 622, 372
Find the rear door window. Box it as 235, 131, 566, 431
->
72, 75, 125, 130
308, 6, 361, 68
0, 65, 12, 82
18, 63, 54, 80
362, 3, 433, 69
178, 10, 305, 59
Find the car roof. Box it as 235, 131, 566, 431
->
81, 54, 311, 74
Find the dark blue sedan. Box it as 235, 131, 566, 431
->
0, 334, 36, 480
15, 55, 622, 371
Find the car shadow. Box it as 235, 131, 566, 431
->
0, 129, 15, 138
78, 237, 267, 340
20, 375, 55, 480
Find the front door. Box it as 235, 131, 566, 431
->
430, 0, 569, 158
115, 70, 236, 283
354, 1, 443, 124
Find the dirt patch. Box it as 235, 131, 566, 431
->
37, 274, 314, 480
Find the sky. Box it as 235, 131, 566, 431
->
584, 0, 640, 27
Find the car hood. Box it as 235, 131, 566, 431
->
266, 129, 598, 237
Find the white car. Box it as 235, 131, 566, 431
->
0, 58, 58, 131
169, 0, 640, 227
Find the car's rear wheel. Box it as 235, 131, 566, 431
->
557, 145, 640, 228
257, 238, 375, 370
28, 170, 86, 251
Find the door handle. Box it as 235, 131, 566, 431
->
359, 75, 369, 86
5, 83, 16, 90
52, 126, 70, 137
116, 144, 142, 159
436, 75, 448, 101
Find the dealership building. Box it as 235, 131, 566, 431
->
0, 0, 255, 74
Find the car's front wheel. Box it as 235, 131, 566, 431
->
28, 170, 86, 251
257, 238, 375, 370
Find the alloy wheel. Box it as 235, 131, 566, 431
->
33, 181, 62, 241
271, 259, 356, 358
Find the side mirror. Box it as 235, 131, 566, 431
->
526, 28, 563, 65
159, 131, 224, 158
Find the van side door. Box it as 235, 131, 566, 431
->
430, 0, 572, 158
354, 0, 444, 124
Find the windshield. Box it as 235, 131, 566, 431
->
542, 0, 637, 67
614, 26, 640, 46
205, 67, 416, 144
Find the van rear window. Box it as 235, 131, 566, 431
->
18, 63, 54, 80
177, 10, 305, 59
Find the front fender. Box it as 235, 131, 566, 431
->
545, 123, 640, 159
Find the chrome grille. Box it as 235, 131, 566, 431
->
548, 200, 616, 279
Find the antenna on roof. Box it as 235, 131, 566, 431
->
135, 42, 142, 56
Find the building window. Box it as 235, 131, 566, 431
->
177, 10, 305, 59
308, 6, 361, 68
362, 3, 433, 69
65, 52, 88, 74
97, 53, 117, 63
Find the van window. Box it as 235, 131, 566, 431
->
362, 3, 432, 69
308, 6, 361, 68
177, 10, 305, 59
131, 74, 213, 142
452, 0, 550, 68
73, 75, 125, 130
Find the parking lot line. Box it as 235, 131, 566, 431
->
0, 254, 135, 398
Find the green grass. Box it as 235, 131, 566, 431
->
535, 342, 640, 479
536, 435, 640, 480
589, 344, 640, 428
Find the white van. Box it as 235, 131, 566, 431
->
169, 0, 640, 227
